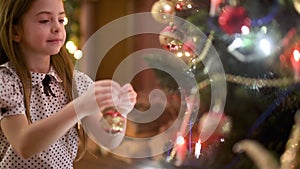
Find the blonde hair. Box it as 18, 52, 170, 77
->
0, 0, 86, 160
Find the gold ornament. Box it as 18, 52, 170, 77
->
151, 0, 176, 23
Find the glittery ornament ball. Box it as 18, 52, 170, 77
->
151, 0, 176, 23
100, 108, 125, 135
159, 25, 184, 50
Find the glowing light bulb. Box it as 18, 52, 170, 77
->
241, 25, 250, 35
259, 38, 271, 56
177, 52, 183, 57
195, 139, 201, 159
232, 38, 243, 48
176, 135, 185, 145
187, 4, 193, 9
220, 138, 225, 143
227, 38, 242, 51
74, 50, 83, 60
185, 51, 191, 57
63, 17, 69, 26
293, 49, 300, 62
163, 4, 172, 12
261, 26, 267, 34
66, 41, 77, 54
291, 49, 300, 79
176, 4, 182, 10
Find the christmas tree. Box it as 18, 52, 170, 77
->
146, 0, 300, 168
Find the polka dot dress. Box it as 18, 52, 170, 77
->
0, 62, 93, 169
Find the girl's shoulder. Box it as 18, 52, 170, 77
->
0, 62, 20, 85
73, 70, 94, 95
0, 62, 24, 117
73, 70, 94, 84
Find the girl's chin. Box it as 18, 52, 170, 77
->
49, 48, 63, 55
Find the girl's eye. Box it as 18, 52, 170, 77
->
59, 19, 65, 23
39, 20, 49, 23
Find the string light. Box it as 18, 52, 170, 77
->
63, 17, 69, 26
220, 138, 225, 143
66, 41, 77, 54
185, 52, 191, 57
163, 3, 173, 12
259, 38, 271, 56
176, 135, 185, 145
293, 49, 300, 62
227, 38, 243, 52
177, 52, 183, 58
241, 25, 250, 35
194, 139, 202, 159
74, 50, 83, 60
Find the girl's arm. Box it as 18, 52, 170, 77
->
1, 80, 137, 159
1, 101, 79, 159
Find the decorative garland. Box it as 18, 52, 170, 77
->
188, 30, 215, 67
197, 74, 298, 90
187, 31, 300, 90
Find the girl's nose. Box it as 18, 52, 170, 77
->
51, 21, 63, 33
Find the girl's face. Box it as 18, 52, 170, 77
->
14, 0, 66, 59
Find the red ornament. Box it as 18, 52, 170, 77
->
218, 6, 251, 35
159, 25, 183, 51
174, 0, 193, 11
175, 3, 183, 11
100, 107, 125, 135
159, 24, 197, 61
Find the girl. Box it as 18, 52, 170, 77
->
0, 0, 137, 168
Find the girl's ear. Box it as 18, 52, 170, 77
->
12, 25, 22, 42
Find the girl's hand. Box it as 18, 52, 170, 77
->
74, 80, 122, 119
116, 83, 137, 116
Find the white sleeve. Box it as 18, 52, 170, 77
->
0, 68, 26, 121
